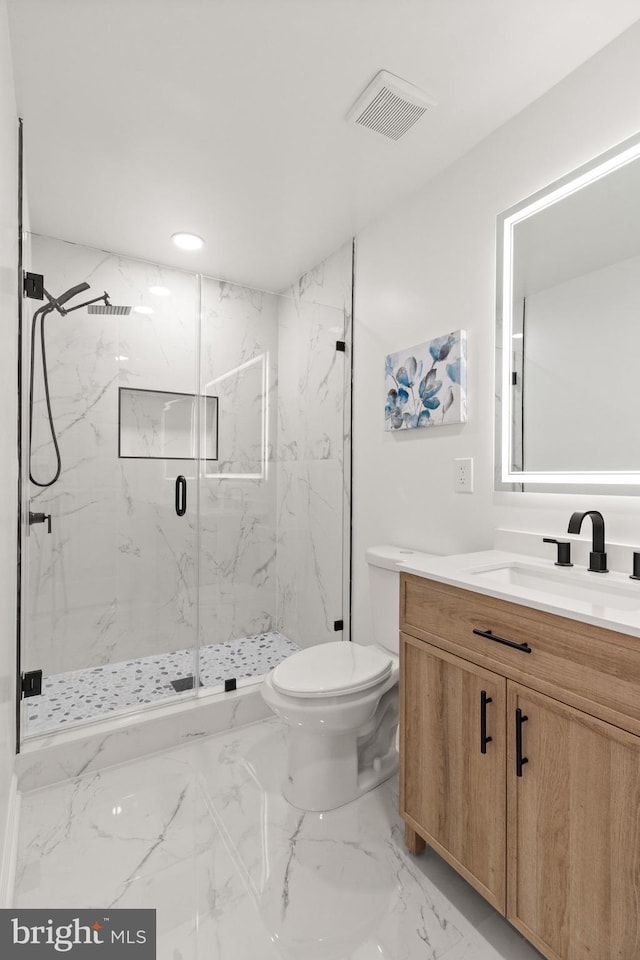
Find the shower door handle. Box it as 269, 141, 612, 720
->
175, 475, 187, 517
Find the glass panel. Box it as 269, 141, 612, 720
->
198, 247, 350, 691
274, 288, 348, 650
21, 235, 200, 737
198, 278, 281, 684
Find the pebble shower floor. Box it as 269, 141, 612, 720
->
25, 632, 300, 735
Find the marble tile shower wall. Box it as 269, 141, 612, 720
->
25, 235, 351, 681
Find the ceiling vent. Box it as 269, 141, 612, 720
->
346, 70, 436, 141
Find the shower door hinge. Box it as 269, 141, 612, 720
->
21, 669, 43, 699
23, 271, 44, 300
334, 620, 344, 631
511, 371, 518, 386
335, 340, 346, 352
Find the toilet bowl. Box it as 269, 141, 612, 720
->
261, 546, 434, 811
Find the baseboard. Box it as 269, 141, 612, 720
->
0, 774, 20, 908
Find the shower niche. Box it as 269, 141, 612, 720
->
20, 233, 353, 742
118, 388, 218, 461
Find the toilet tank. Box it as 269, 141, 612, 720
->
366, 546, 435, 655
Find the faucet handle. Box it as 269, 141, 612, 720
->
543, 537, 573, 567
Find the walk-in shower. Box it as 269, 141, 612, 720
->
20, 234, 352, 743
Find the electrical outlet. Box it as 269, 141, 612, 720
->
454, 458, 474, 493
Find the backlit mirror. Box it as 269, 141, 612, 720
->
496, 132, 640, 491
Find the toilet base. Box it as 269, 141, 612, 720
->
261, 654, 400, 811
283, 704, 399, 811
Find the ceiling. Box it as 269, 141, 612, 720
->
7, 0, 640, 292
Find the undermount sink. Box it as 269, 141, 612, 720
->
469, 561, 640, 611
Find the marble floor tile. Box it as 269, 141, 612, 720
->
14, 754, 207, 909
14, 717, 543, 960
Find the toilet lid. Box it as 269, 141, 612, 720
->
272, 642, 392, 698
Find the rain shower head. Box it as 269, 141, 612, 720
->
87, 302, 131, 316
87, 294, 131, 316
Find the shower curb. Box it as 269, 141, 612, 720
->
17, 683, 270, 792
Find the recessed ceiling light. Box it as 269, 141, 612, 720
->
171, 232, 204, 251
133, 305, 154, 315
149, 285, 171, 296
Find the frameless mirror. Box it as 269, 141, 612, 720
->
496, 132, 640, 492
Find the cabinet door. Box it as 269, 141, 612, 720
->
400, 634, 507, 912
507, 682, 640, 960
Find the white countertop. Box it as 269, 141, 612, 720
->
398, 549, 640, 639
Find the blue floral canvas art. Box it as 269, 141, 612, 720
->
384, 330, 467, 430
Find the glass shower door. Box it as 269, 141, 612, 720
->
21, 236, 201, 738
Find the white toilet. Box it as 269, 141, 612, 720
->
261, 545, 432, 811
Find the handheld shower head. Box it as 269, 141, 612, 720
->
56, 281, 91, 306
29, 279, 129, 490
43, 281, 91, 314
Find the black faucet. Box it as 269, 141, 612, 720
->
567, 510, 608, 572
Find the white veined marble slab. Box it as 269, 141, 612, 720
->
14, 717, 543, 960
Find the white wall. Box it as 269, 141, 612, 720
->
0, 0, 17, 889
353, 21, 640, 643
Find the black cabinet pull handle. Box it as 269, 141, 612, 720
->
480, 689, 492, 754
473, 628, 532, 654
515, 707, 528, 777
175, 475, 187, 517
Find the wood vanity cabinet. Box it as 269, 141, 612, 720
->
401, 635, 507, 912
399, 572, 640, 960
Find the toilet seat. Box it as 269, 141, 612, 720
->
272, 642, 392, 698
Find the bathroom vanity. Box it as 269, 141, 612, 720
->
398, 552, 640, 960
